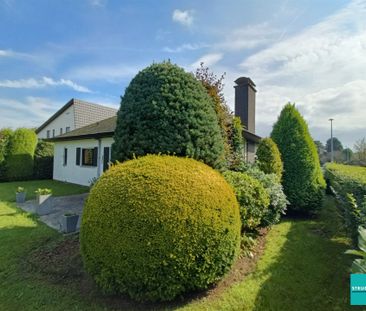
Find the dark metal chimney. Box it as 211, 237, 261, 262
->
234, 77, 256, 133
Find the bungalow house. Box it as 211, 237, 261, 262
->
36, 98, 117, 139
46, 76, 261, 186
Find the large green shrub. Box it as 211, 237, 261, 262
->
112, 62, 225, 169
0, 128, 13, 181
33, 140, 54, 179
256, 137, 283, 181
223, 170, 270, 231
80, 155, 241, 302
271, 104, 325, 214
228, 117, 246, 171
5, 128, 37, 181
245, 166, 288, 226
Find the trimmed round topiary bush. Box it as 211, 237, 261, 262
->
5, 128, 37, 181
223, 170, 270, 232
112, 61, 225, 169
271, 103, 326, 214
256, 137, 283, 181
80, 155, 241, 302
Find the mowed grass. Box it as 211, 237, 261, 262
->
181, 197, 354, 311
0, 179, 89, 202
0, 178, 356, 310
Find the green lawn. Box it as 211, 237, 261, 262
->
0, 179, 356, 310
0, 179, 89, 202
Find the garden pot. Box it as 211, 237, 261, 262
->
61, 214, 79, 233
35, 194, 52, 215
15, 192, 26, 204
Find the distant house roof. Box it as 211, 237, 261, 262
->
48, 116, 117, 141
243, 129, 261, 143
36, 98, 117, 134
48, 114, 262, 145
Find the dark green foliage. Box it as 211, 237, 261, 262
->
5, 128, 37, 181
271, 103, 325, 214
0, 128, 13, 181
112, 62, 225, 169
324, 163, 366, 242
80, 155, 241, 302
33, 140, 54, 179
228, 117, 246, 171
223, 170, 270, 232
256, 137, 283, 181
245, 166, 288, 226
326, 137, 343, 152
195, 63, 233, 166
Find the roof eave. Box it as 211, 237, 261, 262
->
46, 131, 114, 142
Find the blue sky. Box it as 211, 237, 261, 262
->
0, 0, 365, 148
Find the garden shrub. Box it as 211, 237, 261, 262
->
112, 61, 225, 169
324, 163, 366, 242
325, 163, 366, 205
5, 128, 37, 181
0, 128, 13, 181
245, 166, 288, 226
228, 117, 247, 171
256, 137, 283, 181
271, 103, 325, 214
223, 170, 270, 231
80, 155, 241, 302
33, 140, 54, 179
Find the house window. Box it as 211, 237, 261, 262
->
63, 148, 68, 166
76, 148, 81, 165
66, 127, 70, 133
52, 129, 55, 137
82, 148, 98, 166
46, 130, 50, 138
60, 128, 63, 135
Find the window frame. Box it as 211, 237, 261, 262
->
81, 147, 98, 167
63, 148, 68, 166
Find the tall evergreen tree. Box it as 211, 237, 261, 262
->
271, 103, 325, 214
112, 62, 225, 169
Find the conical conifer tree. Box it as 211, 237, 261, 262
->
271, 103, 325, 214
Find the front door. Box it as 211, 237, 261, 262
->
103, 147, 110, 172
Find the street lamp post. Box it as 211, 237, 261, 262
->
329, 118, 334, 162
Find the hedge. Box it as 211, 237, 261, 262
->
5, 128, 37, 181
33, 140, 54, 179
0, 128, 13, 181
112, 61, 225, 169
80, 155, 241, 302
324, 163, 366, 242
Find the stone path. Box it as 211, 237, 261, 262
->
18, 193, 88, 232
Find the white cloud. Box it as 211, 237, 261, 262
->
163, 43, 207, 53
191, 53, 223, 68
88, 0, 107, 7
232, 0, 366, 146
218, 23, 281, 51
0, 77, 92, 93
67, 64, 142, 82
172, 9, 194, 27
0, 96, 62, 128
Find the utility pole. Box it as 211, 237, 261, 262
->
329, 118, 334, 162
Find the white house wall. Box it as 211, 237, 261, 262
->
37, 105, 75, 139
53, 137, 114, 186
